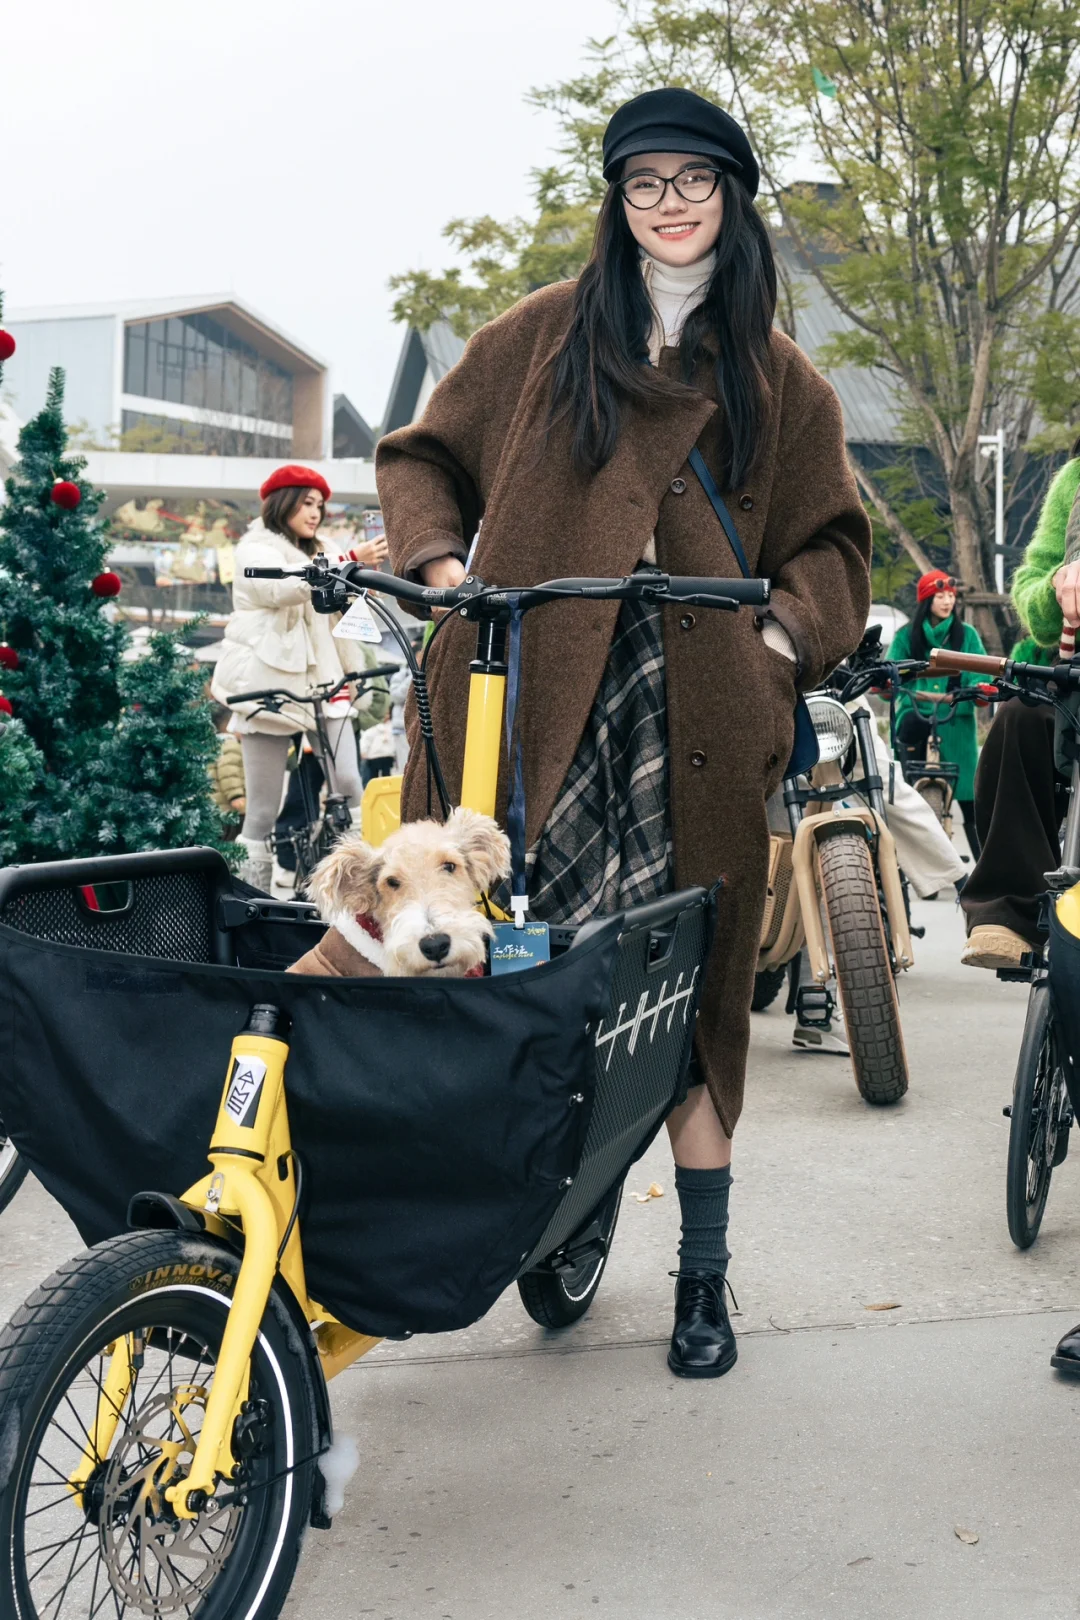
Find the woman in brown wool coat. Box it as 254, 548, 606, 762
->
377, 88, 871, 1378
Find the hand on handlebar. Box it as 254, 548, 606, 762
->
420, 555, 468, 618
973, 683, 999, 707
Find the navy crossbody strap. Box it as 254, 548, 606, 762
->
686, 448, 819, 779
687, 448, 752, 579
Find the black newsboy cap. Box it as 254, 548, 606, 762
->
602, 88, 759, 199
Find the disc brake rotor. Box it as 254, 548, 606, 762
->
98, 1383, 242, 1614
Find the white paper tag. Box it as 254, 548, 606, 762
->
332, 595, 382, 645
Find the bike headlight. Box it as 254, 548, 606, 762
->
805, 694, 855, 764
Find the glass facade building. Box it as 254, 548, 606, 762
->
123, 315, 294, 432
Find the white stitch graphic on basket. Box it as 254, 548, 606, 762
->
594, 968, 700, 1070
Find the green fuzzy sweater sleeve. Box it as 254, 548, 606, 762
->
1012, 459, 1080, 647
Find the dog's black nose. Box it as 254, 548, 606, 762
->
419, 932, 451, 963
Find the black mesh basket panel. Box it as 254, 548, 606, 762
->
0, 870, 216, 964
520, 891, 710, 1270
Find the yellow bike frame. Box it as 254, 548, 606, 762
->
74, 638, 513, 1519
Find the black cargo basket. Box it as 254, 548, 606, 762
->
0, 849, 715, 1338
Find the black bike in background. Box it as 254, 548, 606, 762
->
226, 665, 396, 894
929, 645, 1080, 1248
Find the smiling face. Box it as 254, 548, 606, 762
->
620, 150, 724, 267
286, 488, 325, 545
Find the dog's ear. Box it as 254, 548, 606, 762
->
445, 807, 512, 892
307, 832, 382, 919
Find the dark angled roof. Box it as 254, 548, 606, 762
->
333, 393, 377, 459
381, 272, 909, 446
382, 323, 465, 435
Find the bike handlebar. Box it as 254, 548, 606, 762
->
929, 647, 1080, 689
243, 564, 770, 613
226, 665, 398, 708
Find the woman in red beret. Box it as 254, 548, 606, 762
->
211, 465, 389, 889
885, 570, 988, 858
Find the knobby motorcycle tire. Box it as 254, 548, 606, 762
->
0, 1229, 321, 1620
817, 831, 909, 1105
751, 964, 787, 1013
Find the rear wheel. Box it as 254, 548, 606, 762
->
1007, 983, 1070, 1249
751, 964, 787, 1012
0, 1109, 29, 1216
0, 1229, 319, 1620
518, 1183, 622, 1328
818, 831, 909, 1105
916, 780, 949, 828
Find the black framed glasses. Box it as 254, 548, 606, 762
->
617, 164, 723, 210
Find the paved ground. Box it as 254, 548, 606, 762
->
3, 894, 1080, 1617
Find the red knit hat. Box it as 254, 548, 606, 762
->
916, 568, 957, 603
259, 464, 331, 502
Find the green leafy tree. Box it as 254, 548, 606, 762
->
529, 0, 1080, 646
0, 358, 232, 864
394, 1, 1080, 644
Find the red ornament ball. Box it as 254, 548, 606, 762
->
0, 644, 18, 672
0, 330, 15, 363
51, 480, 82, 510
0, 695, 12, 718
91, 571, 122, 599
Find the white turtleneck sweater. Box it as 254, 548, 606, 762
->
639, 252, 796, 665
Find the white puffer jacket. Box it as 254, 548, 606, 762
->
211, 520, 372, 735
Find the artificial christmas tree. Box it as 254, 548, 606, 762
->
0, 342, 233, 866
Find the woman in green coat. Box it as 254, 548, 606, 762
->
886, 568, 988, 856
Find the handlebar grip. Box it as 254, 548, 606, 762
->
225, 690, 295, 706
669, 577, 770, 606
928, 648, 1006, 676
244, 567, 289, 579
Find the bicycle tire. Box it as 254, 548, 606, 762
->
917, 780, 949, 827
0, 1229, 320, 1620
1006, 983, 1067, 1249
0, 1114, 29, 1217
818, 831, 909, 1105
751, 964, 788, 1012
518, 1184, 622, 1328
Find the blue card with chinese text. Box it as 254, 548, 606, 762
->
489, 921, 551, 975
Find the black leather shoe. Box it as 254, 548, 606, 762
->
1051, 1321, 1080, 1373
667, 1270, 738, 1379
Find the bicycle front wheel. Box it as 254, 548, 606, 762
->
0, 1108, 29, 1216
1007, 983, 1068, 1249
0, 1230, 320, 1620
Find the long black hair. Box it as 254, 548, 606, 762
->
546, 170, 776, 484
908, 594, 965, 660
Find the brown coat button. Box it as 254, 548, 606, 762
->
670, 477, 687, 495
768, 752, 779, 768
739, 495, 754, 511
680, 613, 696, 630
690, 749, 707, 768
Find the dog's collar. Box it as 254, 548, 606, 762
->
333, 912, 389, 972
332, 912, 485, 978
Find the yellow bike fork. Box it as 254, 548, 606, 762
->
87, 626, 513, 1513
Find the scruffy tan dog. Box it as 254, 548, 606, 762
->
288, 808, 511, 980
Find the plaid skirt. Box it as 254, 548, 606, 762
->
523, 590, 672, 926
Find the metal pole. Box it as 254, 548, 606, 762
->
994, 428, 1005, 594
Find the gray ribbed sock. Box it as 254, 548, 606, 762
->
675, 1164, 732, 1277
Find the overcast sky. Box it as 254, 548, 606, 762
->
2, 0, 618, 430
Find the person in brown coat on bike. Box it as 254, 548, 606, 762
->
378, 88, 871, 1377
